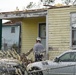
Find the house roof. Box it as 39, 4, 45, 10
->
0, 8, 48, 14
0, 8, 48, 19
3, 20, 21, 26
4, 20, 21, 24
48, 5, 70, 9
0, 6, 71, 19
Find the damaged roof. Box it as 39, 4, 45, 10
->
0, 8, 48, 19
0, 6, 71, 19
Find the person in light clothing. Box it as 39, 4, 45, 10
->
33, 37, 45, 61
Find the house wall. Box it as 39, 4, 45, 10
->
21, 17, 46, 60
2, 25, 20, 50
48, 6, 76, 60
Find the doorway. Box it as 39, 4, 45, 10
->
39, 23, 46, 48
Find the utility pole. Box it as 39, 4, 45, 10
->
0, 19, 2, 50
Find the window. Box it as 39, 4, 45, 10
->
72, 29, 76, 45
71, 13, 76, 47
59, 52, 74, 62
74, 52, 76, 61
11, 27, 15, 33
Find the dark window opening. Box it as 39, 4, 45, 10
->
11, 27, 15, 33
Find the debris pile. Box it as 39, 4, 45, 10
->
0, 49, 33, 75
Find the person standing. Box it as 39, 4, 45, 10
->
33, 37, 45, 62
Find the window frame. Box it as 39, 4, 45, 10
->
70, 13, 76, 48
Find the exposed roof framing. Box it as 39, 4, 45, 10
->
0, 9, 47, 19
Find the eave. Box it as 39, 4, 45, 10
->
0, 9, 47, 20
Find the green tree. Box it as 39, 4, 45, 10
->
40, 0, 55, 2
62, 0, 76, 5
40, 0, 55, 5
26, 0, 76, 9
26, 2, 36, 9
40, 0, 76, 5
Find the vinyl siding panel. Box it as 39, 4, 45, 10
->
48, 6, 76, 60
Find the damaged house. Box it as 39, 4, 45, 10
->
2, 21, 21, 53
0, 5, 76, 60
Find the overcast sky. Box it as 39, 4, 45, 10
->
0, 0, 62, 12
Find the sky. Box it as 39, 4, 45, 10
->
1, 0, 62, 23
0, 0, 62, 12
